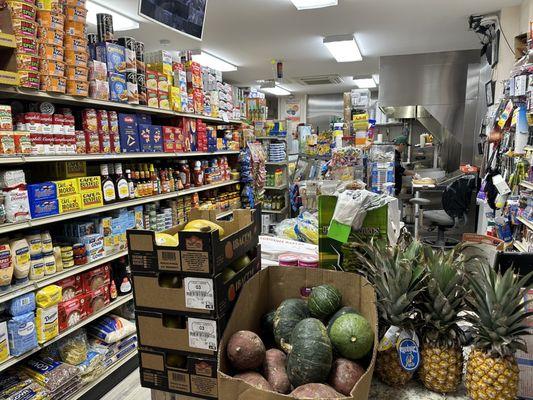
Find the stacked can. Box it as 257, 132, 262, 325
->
118, 37, 139, 105
135, 42, 146, 105
9, 0, 40, 89
63, 0, 89, 96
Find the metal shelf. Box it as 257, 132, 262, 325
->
519, 180, 533, 190
264, 185, 287, 190
0, 86, 242, 124
0, 180, 240, 235
262, 207, 288, 214
266, 161, 288, 166
68, 350, 138, 400
517, 216, 533, 231
513, 241, 528, 253
255, 136, 287, 141
0, 250, 128, 304
0, 294, 133, 373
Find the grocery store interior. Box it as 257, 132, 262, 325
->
0, 0, 532, 399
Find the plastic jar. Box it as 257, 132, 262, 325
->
43, 251, 56, 275
40, 231, 53, 253
298, 254, 319, 269
10, 238, 30, 282
29, 253, 45, 280
26, 232, 42, 256
278, 253, 299, 267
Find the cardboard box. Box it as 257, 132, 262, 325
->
81, 263, 111, 292
77, 176, 101, 193
118, 114, 140, 152
80, 190, 104, 209
133, 246, 261, 318
128, 209, 260, 276
30, 198, 59, 218
141, 350, 218, 399
138, 123, 152, 152
151, 125, 163, 152
96, 43, 126, 74
54, 178, 79, 197
218, 266, 378, 400
58, 194, 82, 214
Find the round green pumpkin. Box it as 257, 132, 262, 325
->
287, 318, 333, 387
273, 299, 310, 349
308, 284, 342, 319
327, 306, 358, 335
329, 313, 374, 360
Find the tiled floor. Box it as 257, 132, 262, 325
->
101, 369, 150, 400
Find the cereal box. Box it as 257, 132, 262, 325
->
96, 43, 126, 74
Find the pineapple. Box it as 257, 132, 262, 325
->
465, 263, 532, 400
418, 247, 466, 394
353, 238, 426, 387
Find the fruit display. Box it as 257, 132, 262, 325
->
182, 219, 225, 236
224, 283, 374, 397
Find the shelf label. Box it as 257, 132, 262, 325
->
184, 277, 215, 310
188, 318, 217, 351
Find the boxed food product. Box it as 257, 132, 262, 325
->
89, 80, 109, 101
77, 176, 101, 193
217, 266, 378, 400
158, 91, 169, 110
138, 123, 151, 152
30, 198, 59, 218
108, 73, 127, 103
58, 295, 87, 332
96, 43, 126, 74
54, 178, 78, 197
82, 108, 97, 133
118, 113, 140, 152
85, 286, 110, 314
0, 133, 15, 155
56, 275, 83, 301
81, 264, 110, 292
185, 61, 202, 89
162, 126, 175, 152
126, 71, 139, 104
88, 60, 107, 81
84, 131, 99, 153
147, 89, 158, 108
80, 190, 104, 209
151, 125, 163, 152
27, 182, 57, 202
108, 111, 120, 153
145, 70, 157, 90
58, 194, 82, 214
35, 305, 58, 344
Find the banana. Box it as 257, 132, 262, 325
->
182, 219, 225, 237
155, 233, 179, 247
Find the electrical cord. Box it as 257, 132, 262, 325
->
499, 25, 516, 57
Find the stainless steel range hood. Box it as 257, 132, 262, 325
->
378, 50, 481, 172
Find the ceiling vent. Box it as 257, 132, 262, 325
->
297, 75, 343, 86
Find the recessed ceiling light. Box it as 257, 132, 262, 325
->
86, 0, 140, 31
290, 0, 338, 10
323, 34, 362, 62
260, 85, 291, 96
353, 76, 377, 89
191, 51, 238, 72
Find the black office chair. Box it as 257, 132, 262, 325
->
418, 176, 477, 249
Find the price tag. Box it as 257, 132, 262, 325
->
184, 277, 214, 310
188, 318, 217, 351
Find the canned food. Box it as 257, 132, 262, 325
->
97, 13, 113, 43
18, 70, 40, 89
66, 80, 89, 97
40, 60, 65, 76
65, 65, 88, 80
36, 0, 62, 12
65, 6, 87, 22
37, 10, 65, 30
12, 18, 38, 38
40, 75, 67, 93
87, 33, 97, 45
64, 20, 86, 37
38, 27, 64, 46
16, 54, 40, 72
65, 50, 88, 67
39, 43, 64, 62
7, 1, 37, 21
16, 36, 38, 55
64, 36, 87, 52
135, 41, 144, 61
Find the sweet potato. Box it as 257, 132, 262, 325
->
227, 330, 266, 371
234, 371, 273, 391
291, 383, 344, 399
328, 357, 365, 396
263, 348, 290, 394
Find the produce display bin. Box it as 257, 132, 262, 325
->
217, 266, 378, 400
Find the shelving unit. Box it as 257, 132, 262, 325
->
0, 87, 242, 124
263, 207, 288, 214
264, 184, 287, 190
519, 180, 533, 190
0, 180, 240, 235
517, 215, 533, 231
0, 294, 133, 373
513, 241, 528, 253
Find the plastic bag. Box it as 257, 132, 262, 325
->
8, 312, 38, 356
56, 330, 88, 365
8, 292, 35, 317
35, 285, 62, 308
22, 356, 79, 392
87, 315, 135, 344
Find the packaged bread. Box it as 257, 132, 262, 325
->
40, 60, 65, 77
16, 54, 39, 72
37, 10, 64, 29
40, 75, 66, 93
38, 44, 64, 62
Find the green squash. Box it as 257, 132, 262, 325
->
329, 313, 374, 360
287, 318, 333, 387
273, 299, 310, 350
308, 284, 342, 319
327, 306, 358, 335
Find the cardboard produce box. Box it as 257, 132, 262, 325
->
128, 208, 260, 277
218, 266, 378, 400
133, 245, 261, 318
140, 349, 218, 399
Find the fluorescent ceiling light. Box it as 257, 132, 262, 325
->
372, 74, 380, 84
353, 77, 377, 89
191, 51, 237, 72
290, 0, 338, 10
323, 34, 362, 62
260, 85, 291, 96
87, 0, 139, 31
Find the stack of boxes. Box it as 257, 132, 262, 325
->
63, 1, 88, 96
96, 42, 127, 103
128, 208, 261, 398
145, 50, 172, 110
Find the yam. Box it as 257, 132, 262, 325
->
290, 383, 344, 399
328, 358, 365, 396
227, 330, 266, 371
234, 371, 273, 391
263, 349, 290, 394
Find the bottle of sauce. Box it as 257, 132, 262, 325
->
100, 164, 116, 204
178, 161, 190, 189
115, 163, 130, 201
125, 169, 135, 199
